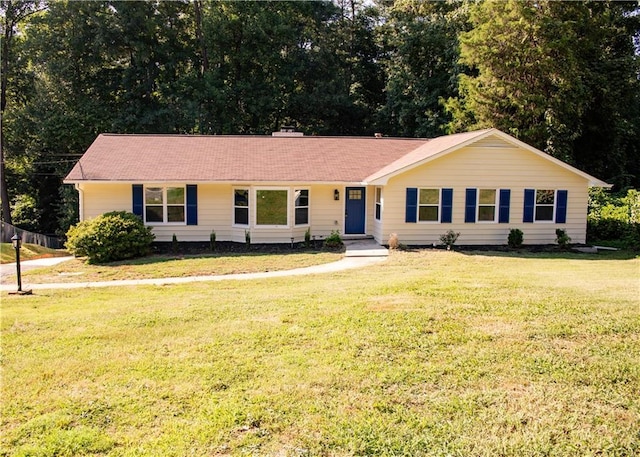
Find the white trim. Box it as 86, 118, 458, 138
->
293, 188, 310, 227
232, 187, 250, 228
143, 185, 187, 226
477, 188, 498, 223
417, 188, 442, 224
533, 188, 556, 223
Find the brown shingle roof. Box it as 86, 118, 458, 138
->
65, 134, 430, 183
64, 129, 611, 187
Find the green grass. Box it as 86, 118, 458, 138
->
14, 251, 342, 283
0, 243, 69, 264
2, 250, 639, 456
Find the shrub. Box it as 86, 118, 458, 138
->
508, 228, 524, 248
439, 230, 460, 250
245, 230, 251, 248
388, 233, 399, 250
555, 229, 572, 249
172, 233, 179, 254
210, 230, 216, 251
304, 227, 312, 247
66, 211, 155, 263
324, 230, 343, 249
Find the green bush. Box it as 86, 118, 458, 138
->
555, 228, 572, 249
508, 228, 524, 248
66, 211, 155, 263
304, 227, 312, 247
439, 229, 460, 250
587, 188, 640, 249
210, 230, 216, 251
323, 230, 343, 249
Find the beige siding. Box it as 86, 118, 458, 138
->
379, 144, 590, 245
78, 183, 131, 218
78, 182, 346, 243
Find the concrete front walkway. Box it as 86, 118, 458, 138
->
0, 240, 388, 291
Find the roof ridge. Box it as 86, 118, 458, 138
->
97, 133, 431, 140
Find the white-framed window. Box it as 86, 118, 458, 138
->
535, 189, 555, 221
144, 186, 185, 224
234, 188, 249, 226
478, 189, 497, 222
256, 188, 289, 226
294, 189, 309, 226
418, 188, 440, 222
375, 187, 382, 221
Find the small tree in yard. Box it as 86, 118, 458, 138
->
66, 211, 155, 263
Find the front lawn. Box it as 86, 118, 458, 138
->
2, 250, 638, 456
8, 251, 343, 284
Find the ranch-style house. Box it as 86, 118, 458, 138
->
64, 128, 610, 246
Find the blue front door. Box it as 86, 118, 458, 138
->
345, 187, 366, 234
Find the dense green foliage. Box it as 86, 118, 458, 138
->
65, 211, 155, 263
1, 0, 639, 236
587, 188, 640, 249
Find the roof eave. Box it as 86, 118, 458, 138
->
64, 179, 368, 186
486, 130, 613, 188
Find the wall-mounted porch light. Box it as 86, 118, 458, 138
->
334, 189, 340, 201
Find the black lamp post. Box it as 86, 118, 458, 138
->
10, 233, 31, 295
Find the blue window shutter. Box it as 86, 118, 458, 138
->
132, 185, 143, 218
441, 188, 453, 223
523, 189, 535, 223
499, 189, 511, 223
465, 188, 477, 223
405, 188, 417, 223
186, 185, 198, 225
556, 190, 568, 223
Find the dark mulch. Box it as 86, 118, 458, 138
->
152, 241, 341, 256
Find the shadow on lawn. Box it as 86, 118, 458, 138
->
454, 245, 638, 261
391, 244, 637, 261
95, 241, 344, 267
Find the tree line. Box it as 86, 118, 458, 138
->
1, 0, 639, 236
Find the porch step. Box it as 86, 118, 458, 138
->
344, 238, 388, 258
342, 235, 374, 241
